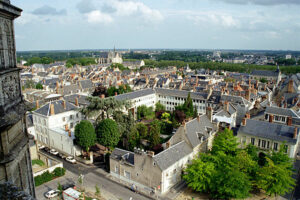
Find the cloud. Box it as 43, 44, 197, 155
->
214, 0, 300, 6
32, 5, 67, 16
77, 0, 96, 14
86, 10, 114, 24
77, 0, 163, 24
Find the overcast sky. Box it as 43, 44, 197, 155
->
12, 0, 300, 51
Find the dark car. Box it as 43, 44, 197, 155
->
62, 183, 75, 190
44, 147, 50, 152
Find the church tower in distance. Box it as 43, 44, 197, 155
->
0, 0, 36, 197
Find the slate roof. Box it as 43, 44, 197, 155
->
153, 141, 192, 171
64, 94, 90, 106
251, 70, 279, 77
111, 148, 135, 165
238, 119, 298, 144
79, 79, 94, 90
155, 88, 208, 100
34, 100, 78, 116
265, 106, 300, 118
114, 89, 155, 101
185, 115, 217, 148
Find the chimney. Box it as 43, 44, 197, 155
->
75, 98, 79, 106
224, 101, 229, 112
36, 100, 39, 109
242, 118, 247, 126
284, 101, 287, 108
100, 94, 105, 99
147, 151, 155, 157
288, 79, 294, 93
245, 90, 250, 101
293, 127, 298, 139
246, 113, 250, 119
166, 141, 170, 149
206, 107, 213, 122
50, 103, 55, 115
197, 115, 200, 123
65, 124, 69, 131
269, 114, 273, 123
68, 130, 71, 137
62, 100, 66, 110
287, 116, 292, 126
115, 92, 118, 96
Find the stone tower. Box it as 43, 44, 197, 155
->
0, 0, 36, 197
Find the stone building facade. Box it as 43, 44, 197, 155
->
0, 0, 36, 197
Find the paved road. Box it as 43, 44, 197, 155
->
36, 150, 151, 200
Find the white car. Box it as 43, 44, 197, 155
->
66, 156, 77, 164
50, 149, 59, 155
38, 144, 45, 150
45, 190, 59, 199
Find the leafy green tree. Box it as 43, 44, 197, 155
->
149, 120, 161, 148
137, 105, 153, 120
183, 158, 215, 193
135, 123, 148, 139
127, 126, 140, 150
211, 128, 239, 156
175, 93, 194, 118
155, 102, 166, 112
75, 120, 96, 152
256, 157, 296, 197
35, 83, 43, 90
96, 119, 120, 148
57, 182, 63, 195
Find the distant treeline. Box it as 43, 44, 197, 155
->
144, 60, 300, 74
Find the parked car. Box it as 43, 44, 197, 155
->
62, 183, 75, 190
38, 144, 45, 150
50, 149, 59, 155
45, 190, 59, 199
44, 147, 50, 152
66, 156, 77, 164
58, 153, 66, 159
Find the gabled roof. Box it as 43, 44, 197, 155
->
153, 141, 192, 171
265, 106, 300, 118
34, 100, 78, 116
111, 148, 135, 165
114, 89, 155, 101
155, 88, 208, 100
185, 115, 217, 148
251, 70, 279, 77
238, 119, 298, 144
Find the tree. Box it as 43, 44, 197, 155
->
149, 120, 161, 148
175, 93, 194, 118
75, 120, 96, 152
96, 119, 120, 148
82, 97, 130, 122
174, 110, 186, 123
92, 85, 107, 97
155, 102, 166, 112
211, 128, 239, 156
256, 157, 296, 197
137, 105, 153, 120
135, 123, 148, 139
183, 158, 215, 193
35, 83, 43, 90
57, 182, 63, 195
95, 185, 101, 197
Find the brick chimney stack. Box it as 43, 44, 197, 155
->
287, 116, 292, 126
224, 101, 229, 112
245, 90, 250, 101
36, 100, 39, 109
62, 100, 66, 110
242, 118, 247, 126
206, 107, 213, 122
68, 130, 71, 137
75, 98, 79, 107
197, 115, 200, 123
50, 103, 55, 115
246, 113, 250, 119
115, 92, 118, 96
100, 94, 105, 99
269, 114, 273, 123
288, 79, 294, 93
293, 127, 298, 139
65, 124, 69, 131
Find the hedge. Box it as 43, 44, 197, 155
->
34, 167, 66, 186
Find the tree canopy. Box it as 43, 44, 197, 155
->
74, 120, 96, 151
96, 119, 120, 148
183, 128, 295, 199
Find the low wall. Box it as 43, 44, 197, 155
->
33, 162, 63, 177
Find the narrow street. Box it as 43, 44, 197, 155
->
36, 151, 151, 200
